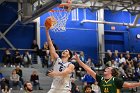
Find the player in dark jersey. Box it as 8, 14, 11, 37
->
75, 54, 140, 93
96, 72, 123, 93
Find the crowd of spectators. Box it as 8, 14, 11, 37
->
0, 66, 42, 92
104, 51, 140, 81
2, 49, 32, 68
1, 40, 51, 68
1, 40, 140, 93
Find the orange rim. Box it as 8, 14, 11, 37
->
49, 2, 72, 12
59, 3, 69, 8
49, 9, 67, 12
49, 9, 55, 12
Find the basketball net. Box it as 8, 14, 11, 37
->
48, 2, 71, 32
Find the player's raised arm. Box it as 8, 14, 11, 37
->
45, 17, 59, 60
75, 53, 96, 79
123, 82, 140, 88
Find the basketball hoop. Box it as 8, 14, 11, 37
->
48, 2, 71, 32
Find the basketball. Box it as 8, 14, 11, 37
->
45, 16, 56, 30
45, 17, 53, 29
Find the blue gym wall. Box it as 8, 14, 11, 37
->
40, 9, 140, 62
0, 2, 36, 61
40, 8, 98, 62
104, 10, 140, 53
1, 2, 140, 63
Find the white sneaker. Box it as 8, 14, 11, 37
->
20, 88, 23, 90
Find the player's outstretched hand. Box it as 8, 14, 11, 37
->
75, 53, 80, 62
46, 69, 53, 76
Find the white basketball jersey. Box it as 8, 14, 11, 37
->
51, 58, 72, 90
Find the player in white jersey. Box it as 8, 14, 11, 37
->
45, 27, 75, 93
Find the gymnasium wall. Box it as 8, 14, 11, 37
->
1, 2, 140, 63
40, 8, 98, 61
0, 2, 36, 61
104, 10, 140, 53
40, 8, 140, 62
34, 9, 140, 60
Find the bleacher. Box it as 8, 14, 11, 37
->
0, 64, 52, 93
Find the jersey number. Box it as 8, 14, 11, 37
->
59, 66, 63, 72
104, 88, 109, 92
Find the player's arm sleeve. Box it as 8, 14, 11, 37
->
46, 29, 59, 60
114, 77, 124, 89
96, 74, 102, 84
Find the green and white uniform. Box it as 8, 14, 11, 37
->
96, 75, 124, 93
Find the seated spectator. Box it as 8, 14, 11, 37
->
113, 51, 119, 67
111, 60, 116, 68
0, 71, 10, 90
91, 81, 100, 93
15, 65, 24, 85
13, 50, 22, 66
71, 78, 80, 93
133, 54, 140, 68
79, 51, 86, 63
104, 52, 114, 67
84, 85, 94, 93
82, 73, 95, 86
79, 51, 86, 71
118, 63, 128, 79
119, 53, 126, 65
24, 81, 33, 93
41, 42, 50, 68
86, 57, 95, 70
1, 85, 11, 93
125, 54, 133, 66
2, 49, 12, 67
22, 51, 32, 68
9, 70, 22, 90
30, 71, 42, 90
31, 40, 39, 64
1, 78, 10, 90
135, 63, 140, 79
125, 64, 135, 80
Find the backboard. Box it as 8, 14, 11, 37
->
21, 0, 62, 24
